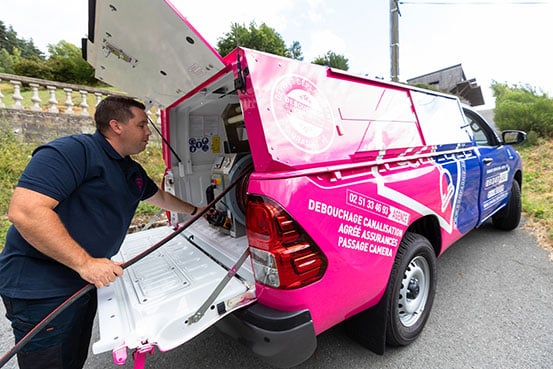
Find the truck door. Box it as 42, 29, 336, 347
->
464, 108, 514, 225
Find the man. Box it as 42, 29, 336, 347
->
0, 95, 202, 368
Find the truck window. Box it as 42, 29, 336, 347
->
463, 109, 500, 147
410, 91, 472, 145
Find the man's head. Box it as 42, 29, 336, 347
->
95, 96, 151, 156
94, 95, 146, 133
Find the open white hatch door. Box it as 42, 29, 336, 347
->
85, 0, 226, 107
92, 226, 255, 355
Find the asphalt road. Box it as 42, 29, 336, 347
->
1, 220, 552, 369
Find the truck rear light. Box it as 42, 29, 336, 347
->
246, 195, 327, 289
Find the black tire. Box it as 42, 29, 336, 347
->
386, 232, 436, 346
492, 180, 521, 231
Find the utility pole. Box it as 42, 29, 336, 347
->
390, 0, 400, 82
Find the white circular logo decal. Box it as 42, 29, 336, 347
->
271, 74, 335, 154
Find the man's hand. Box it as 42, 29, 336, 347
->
76, 257, 124, 288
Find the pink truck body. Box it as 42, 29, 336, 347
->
84, 0, 525, 367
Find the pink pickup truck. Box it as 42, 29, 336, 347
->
84, 0, 526, 367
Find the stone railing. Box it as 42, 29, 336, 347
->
0, 73, 163, 143
0, 72, 115, 116
0, 72, 162, 119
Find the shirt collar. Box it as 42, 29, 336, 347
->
93, 130, 123, 160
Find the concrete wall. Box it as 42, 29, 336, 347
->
0, 108, 95, 143
0, 108, 162, 145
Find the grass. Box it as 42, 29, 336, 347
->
128, 143, 168, 230
0, 128, 34, 243
517, 139, 553, 259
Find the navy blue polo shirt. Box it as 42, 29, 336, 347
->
0, 131, 158, 299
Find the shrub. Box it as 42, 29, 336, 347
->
0, 126, 33, 243
12, 58, 54, 80
492, 82, 553, 138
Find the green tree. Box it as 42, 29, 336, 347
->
312, 50, 349, 71
17, 37, 43, 60
0, 20, 9, 51
0, 47, 18, 73
288, 40, 304, 61
0, 20, 43, 59
45, 40, 96, 84
216, 22, 292, 58
13, 58, 53, 79
492, 81, 553, 138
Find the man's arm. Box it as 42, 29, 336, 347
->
7, 187, 123, 289
144, 189, 204, 215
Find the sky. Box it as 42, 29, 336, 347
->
2, 0, 553, 108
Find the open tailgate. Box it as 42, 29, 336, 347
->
92, 226, 255, 354
84, 0, 226, 107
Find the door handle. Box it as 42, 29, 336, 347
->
483, 157, 493, 165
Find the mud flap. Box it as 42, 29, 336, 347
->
345, 291, 390, 355
216, 305, 316, 368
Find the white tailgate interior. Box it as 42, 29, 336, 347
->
86, 0, 226, 107
92, 225, 254, 354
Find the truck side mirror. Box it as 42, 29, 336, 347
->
502, 130, 527, 145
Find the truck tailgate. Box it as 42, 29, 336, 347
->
92, 226, 255, 354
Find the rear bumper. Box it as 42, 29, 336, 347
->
215, 303, 317, 368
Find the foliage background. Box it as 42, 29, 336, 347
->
0, 128, 33, 244
1, 20, 96, 84
492, 82, 553, 142
215, 21, 349, 70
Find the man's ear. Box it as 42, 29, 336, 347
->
108, 119, 123, 135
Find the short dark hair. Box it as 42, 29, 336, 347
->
94, 95, 146, 133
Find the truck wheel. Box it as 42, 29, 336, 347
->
492, 180, 521, 231
386, 232, 436, 346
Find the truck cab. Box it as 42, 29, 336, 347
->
84, 1, 526, 367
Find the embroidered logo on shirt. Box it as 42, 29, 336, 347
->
135, 177, 144, 191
